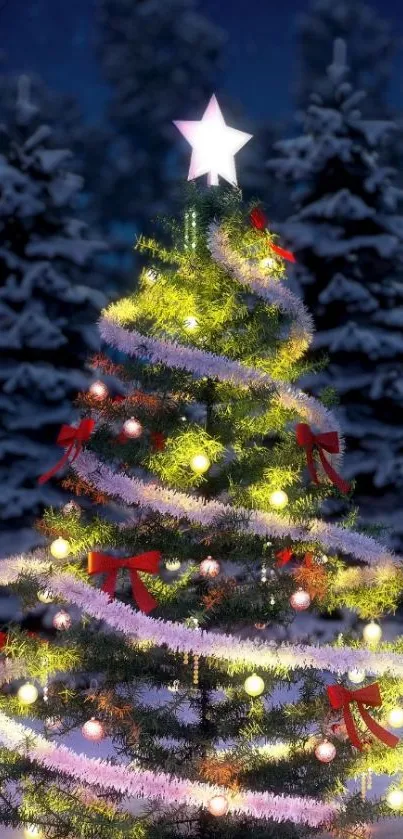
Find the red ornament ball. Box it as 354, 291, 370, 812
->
315, 740, 336, 763
123, 418, 143, 439
289, 589, 311, 611
81, 718, 104, 742
200, 556, 220, 578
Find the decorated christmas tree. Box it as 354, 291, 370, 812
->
2, 95, 403, 839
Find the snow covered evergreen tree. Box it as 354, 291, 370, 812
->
295, 0, 396, 116
0, 76, 106, 554
96, 0, 224, 233
268, 40, 403, 548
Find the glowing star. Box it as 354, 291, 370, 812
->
174, 95, 252, 187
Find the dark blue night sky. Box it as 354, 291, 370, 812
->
2, 0, 403, 122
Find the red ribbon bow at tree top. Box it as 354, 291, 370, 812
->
249, 207, 296, 263
327, 683, 399, 751
296, 422, 351, 495
38, 418, 95, 485
88, 551, 161, 614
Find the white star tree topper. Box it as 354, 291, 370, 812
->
174, 95, 252, 187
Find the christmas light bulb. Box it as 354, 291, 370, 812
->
199, 556, 220, 578
24, 826, 43, 839
207, 795, 229, 817
17, 683, 39, 705
165, 559, 181, 572
37, 589, 54, 604
184, 316, 199, 331
244, 673, 265, 697
348, 669, 365, 685
50, 537, 71, 559
388, 708, 403, 729
89, 380, 108, 400
363, 621, 382, 645
81, 718, 104, 742
123, 418, 143, 439
315, 740, 336, 763
387, 789, 403, 810
52, 610, 72, 631
190, 453, 210, 474
269, 490, 288, 510
289, 589, 311, 612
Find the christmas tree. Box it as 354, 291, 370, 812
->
0, 76, 106, 556
1, 94, 403, 839
269, 39, 403, 549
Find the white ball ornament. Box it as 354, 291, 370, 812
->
348, 669, 365, 685
82, 718, 105, 742
207, 795, 229, 817
244, 673, 265, 697
315, 740, 336, 763
53, 610, 72, 631
200, 556, 220, 578
190, 453, 210, 474
290, 589, 311, 612
89, 380, 108, 400
50, 537, 71, 559
388, 708, 403, 729
363, 621, 382, 645
123, 418, 143, 439
387, 789, 403, 810
17, 683, 39, 705
269, 490, 288, 510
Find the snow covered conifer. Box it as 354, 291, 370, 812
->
269, 40, 403, 546
0, 76, 105, 553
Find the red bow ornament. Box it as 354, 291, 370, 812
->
276, 548, 294, 567
327, 683, 399, 751
249, 208, 296, 263
88, 551, 161, 613
38, 419, 95, 485
296, 423, 350, 495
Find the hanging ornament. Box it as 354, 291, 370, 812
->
388, 708, 403, 729
62, 500, 81, 517
174, 94, 252, 187
315, 740, 336, 763
52, 610, 72, 631
50, 537, 71, 559
88, 550, 161, 613
363, 621, 382, 645
296, 422, 350, 495
200, 556, 220, 578
165, 558, 181, 572
387, 789, 403, 810
348, 669, 366, 685
89, 380, 108, 400
123, 418, 143, 439
269, 490, 288, 510
190, 453, 210, 474
81, 718, 105, 742
207, 794, 229, 816
327, 683, 399, 751
38, 418, 95, 485
289, 589, 311, 612
37, 589, 54, 604
17, 683, 39, 705
244, 673, 265, 697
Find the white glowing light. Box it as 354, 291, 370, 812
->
17, 683, 39, 705
184, 316, 199, 331
388, 708, 403, 729
269, 490, 288, 510
190, 453, 210, 474
244, 673, 265, 697
363, 621, 382, 645
387, 789, 403, 810
174, 94, 252, 187
50, 537, 71, 559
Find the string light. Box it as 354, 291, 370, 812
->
17, 683, 39, 705
89, 380, 108, 400
388, 708, 403, 729
244, 673, 265, 697
207, 795, 229, 817
363, 621, 382, 645
348, 669, 365, 685
123, 418, 143, 439
386, 789, 403, 810
269, 490, 288, 510
199, 556, 220, 578
190, 453, 210, 474
50, 537, 71, 559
